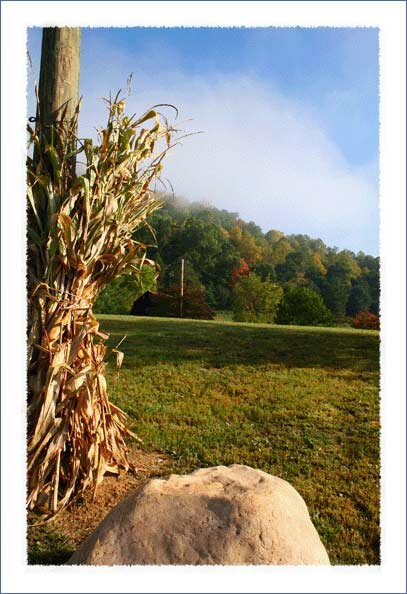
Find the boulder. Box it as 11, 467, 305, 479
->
68, 465, 330, 565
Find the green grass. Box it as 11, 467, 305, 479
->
98, 314, 380, 565
215, 309, 234, 322
27, 525, 76, 565
28, 315, 379, 565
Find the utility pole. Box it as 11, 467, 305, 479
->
38, 27, 81, 132
180, 258, 184, 318
35, 27, 81, 175
27, 27, 81, 514
29, 26, 81, 334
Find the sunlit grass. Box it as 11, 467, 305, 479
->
99, 314, 380, 565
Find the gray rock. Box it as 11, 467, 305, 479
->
68, 465, 330, 565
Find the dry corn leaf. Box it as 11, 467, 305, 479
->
27, 94, 178, 517
111, 348, 124, 370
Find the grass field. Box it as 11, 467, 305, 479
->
29, 315, 380, 565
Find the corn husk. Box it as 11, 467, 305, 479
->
27, 96, 177, 516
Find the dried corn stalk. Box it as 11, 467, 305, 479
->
27, 96, 177, 516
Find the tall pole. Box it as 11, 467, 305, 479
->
38, 27, 81, 133
29, 26, 81, 331
27, 27, 81, 514
35, 27, 81, 176
180, 258, 184, 318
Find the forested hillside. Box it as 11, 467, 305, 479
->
95, 196, 379, 324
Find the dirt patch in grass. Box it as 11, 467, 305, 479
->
28, 447, 170, 564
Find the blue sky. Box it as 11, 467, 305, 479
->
27, 27, 379, 255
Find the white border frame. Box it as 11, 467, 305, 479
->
1, 2, 405, 593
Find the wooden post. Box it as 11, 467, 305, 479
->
180, 258, 184, 318
27, 26, 82, 515
35, 27, 81, 175
29, 26, 81, 329
38, 27, 81, 131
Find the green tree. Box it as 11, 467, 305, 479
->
265, 229, 284, 245
276, 250, 311, 283
357, 255, 380, 315
269, 237, 293, 266
346, 277, 372, 317
160, 257, 203, 291
336, 250, 361, 278
229, 225, 262, 265
323, 262, 353, 317
160, 217, 239, 307
138, 195, 378, 318
253, 261, 276, 282
94, 264, 157, 314
276, 286, 333, 326
232, 273, 283, 323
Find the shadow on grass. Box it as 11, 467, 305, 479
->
100, 316, 379, 374
28, 548, 74, 565
27, 525, 75, 565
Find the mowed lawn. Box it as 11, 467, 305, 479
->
99, 314, 380, 565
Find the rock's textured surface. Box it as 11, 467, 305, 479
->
68, 465, 330, 565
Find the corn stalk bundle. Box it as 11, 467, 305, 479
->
27, 96, 176, 516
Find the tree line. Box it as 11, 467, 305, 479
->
95, 195, 379, 326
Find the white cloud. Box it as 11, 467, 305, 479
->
77, 68, 379, 255
26, 29, 379, 254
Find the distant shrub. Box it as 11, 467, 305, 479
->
276, 286, 333, 326
332, 315, 353, 328
232, 273, 283, 323
231, 258, 250, 282
352, 310, 380, 330
136, 285, 215, 320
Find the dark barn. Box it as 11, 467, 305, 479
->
131, 291, 154, 316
